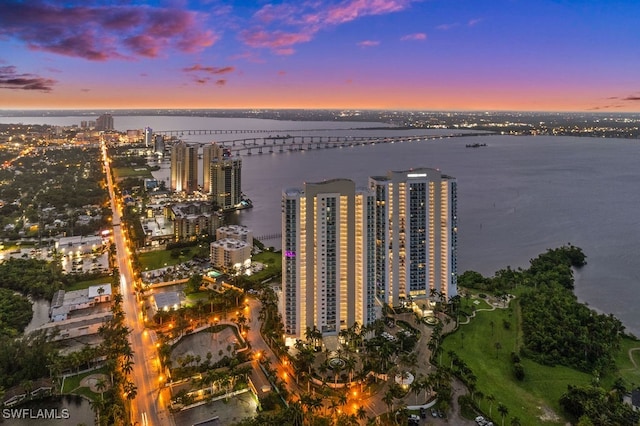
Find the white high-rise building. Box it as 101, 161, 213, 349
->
369, 168, 457, 306
144, 127, 152, 147
282, 179, 377, 342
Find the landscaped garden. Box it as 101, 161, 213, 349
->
441, 246, 640, 426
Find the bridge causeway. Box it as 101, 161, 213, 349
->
160, 131, 492, 156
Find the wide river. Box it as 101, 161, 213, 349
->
4, 115, 640, 337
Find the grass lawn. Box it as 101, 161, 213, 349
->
441, 295, 592, 426
113, 166, 153, 180
139, 248, 197, 271
184, 291, 210, 307
610, 336, 640, 389
247, 250, 281, 284
62, 366, 107, 401
66, 276, 111, 291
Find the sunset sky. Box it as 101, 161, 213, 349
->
1, 0, 639, 112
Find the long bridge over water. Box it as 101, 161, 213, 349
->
155, 128, 358, 136
166, 132, 493, 156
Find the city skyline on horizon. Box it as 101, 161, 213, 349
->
2, 0, 640, 113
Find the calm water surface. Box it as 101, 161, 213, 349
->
2, 115, 639, 336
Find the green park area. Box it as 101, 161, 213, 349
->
112, 166, 153, 181
442, 293, 588, 425
246, 250, 281, 284
138, 246, 205, 271
61, 366, 109, 401
441, 290, 640, 426
65, 275, 112, 292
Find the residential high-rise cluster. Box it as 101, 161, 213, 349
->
96, 113, 114, 131
282, 179, 377, 341
203, 143, 242, 210
170, 141, 198, 193
281, 168, 457, 342
170, 142, 243, 211
369, 169, 457, 304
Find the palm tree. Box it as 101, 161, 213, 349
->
124, 380, 137, 400
497, 403, 509, 426
410, 375, 423, 404
285, 401, 304, 426
494, 341, 502, 358
382, 390, 395, 416
121, 359, 134, 376
338, 392, 348, 411
329, 398, 341, 422
96, 378, 107, 400
356, 405, 367, 422
487, 394, 496, 418
510, 417, 521, 426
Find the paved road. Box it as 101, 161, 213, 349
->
103, 139, 173, 426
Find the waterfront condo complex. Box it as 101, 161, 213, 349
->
170, 140, 198, 193
203, 142, 242, 210
281, 168, 457, 341
282, 179, 378, 342
369, 168, 458, 305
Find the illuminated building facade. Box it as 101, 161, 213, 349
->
282, 179, 377, 342
95, 113, 114, 131
170, 141, 198, 193
144, 127, 152, 147
203, 142, 242, 210
369, 168, 457, 306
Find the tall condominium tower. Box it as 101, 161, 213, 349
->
153, 134, 165, 156
369, 168, 458, 306
203, 142, 242, 210
95, 113, 114, 131
282, 179, 377, 342
170, 141, 198, 193
144, 127, 152, 147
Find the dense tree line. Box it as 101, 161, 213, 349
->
519, 282, 622, 372
460, 246, 620, 372
560, 383, 640, 425
0, 288, 33, 337
458, 244, 586, 292
0, 331, 60, 389
0, 258, 64, 299
0, 257, 110, 300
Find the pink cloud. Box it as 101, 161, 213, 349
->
401, 32, 427, 41
183, 65, 235, 75
243, 0, 416, 54
278, 70, 287, 76
468, 18, 483, 27
436, 23, 459, 31
183, 64, 236, 85
240, 29, 313, 54
229, 51, 266, 64
0, 1, 217, 61
0, 65, 56, 92
324, 0, 412, 25
357, 40, 380, 47
254, 4, 296, 24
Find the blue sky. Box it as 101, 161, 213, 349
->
1, 0, 639, 111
